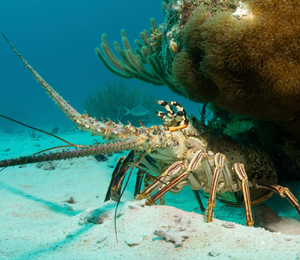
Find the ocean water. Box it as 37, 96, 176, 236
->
0, 0, 200, 129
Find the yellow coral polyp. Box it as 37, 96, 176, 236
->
169, 39, 179, 53
151, 29, 163, 50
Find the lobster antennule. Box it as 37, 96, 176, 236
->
0, 137, 145, 168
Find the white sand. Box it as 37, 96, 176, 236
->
1, 127, 300, 260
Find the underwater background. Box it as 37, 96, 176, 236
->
0, 0, 200, 129
1, 1, 300, 259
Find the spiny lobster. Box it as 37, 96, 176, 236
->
1, 32, 300, 226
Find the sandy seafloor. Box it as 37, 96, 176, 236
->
1, 125, 300, 260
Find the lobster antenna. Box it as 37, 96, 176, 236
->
32, 145, 79, 155
0, 115, 82, 147
199, 104, 212, 124
200, 104, 207, 123
114, 163, 136, 242
205, 110, 212, 121
144, 172, 167, 185
113, 166, 168, 242
0, 115, 88, 173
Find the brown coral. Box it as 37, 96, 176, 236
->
172, 0, 300, 136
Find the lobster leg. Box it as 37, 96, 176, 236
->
135, 161, 185, 200
232, 163, 254, 226
251, 179, 300, 215
206, 153, 226, 223
144, 151, 209, 205
145, 170, 190, 206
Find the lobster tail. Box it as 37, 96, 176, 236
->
0, 137, 144, 168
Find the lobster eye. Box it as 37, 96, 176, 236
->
176, 111, 184, 116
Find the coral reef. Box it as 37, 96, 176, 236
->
97, 0, 300, 138
172, 0, 300, 137
82, 79, 160, 126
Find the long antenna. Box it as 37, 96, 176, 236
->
0, 115, 85, 148
114, 163, 136, 242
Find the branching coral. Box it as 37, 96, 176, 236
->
95, 18, 183, 96
82, 79, 160, 126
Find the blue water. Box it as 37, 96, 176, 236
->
0, 0, 200, 129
